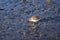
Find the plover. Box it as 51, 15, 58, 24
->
29, 16, 40, 22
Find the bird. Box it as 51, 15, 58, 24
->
28, 16, 41, 23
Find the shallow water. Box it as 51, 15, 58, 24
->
0, 0, 60, 40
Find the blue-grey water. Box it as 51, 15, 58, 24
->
0, 0, 60, 40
